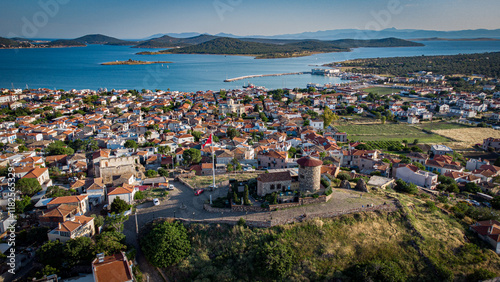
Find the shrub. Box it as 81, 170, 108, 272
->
320, 178, 330, 188
467, 268, 496, 281
134, 191, 144, 200
425, 200, 438, 212
437, 195, 448, 203
111, 197, 131, 214
140, 221, 191, 268
337, 173, 351, 181
237, 217, 246, 227
325, 187, 333, 196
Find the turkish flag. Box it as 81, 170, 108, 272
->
202, 134, 212, 149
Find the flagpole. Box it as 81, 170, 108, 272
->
211, 133, 216, 190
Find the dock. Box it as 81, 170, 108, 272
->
224, 72, 311, 82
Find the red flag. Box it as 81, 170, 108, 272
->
202, 134, 212, 149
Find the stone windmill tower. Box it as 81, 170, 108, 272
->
297, 156, 323, 192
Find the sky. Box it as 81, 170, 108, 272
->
1, 0, 500, 39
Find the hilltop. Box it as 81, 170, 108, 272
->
137, 37, 423, 58
134, 34, 218, 48
47, 34, 137, 47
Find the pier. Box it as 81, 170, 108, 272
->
224, 71, 311, 82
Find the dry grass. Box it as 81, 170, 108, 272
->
433, 128, 500, 147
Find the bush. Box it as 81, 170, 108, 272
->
437, 195, 448, 203
395, 179, 418, 194
467, 268, 496, 281
425, 200, 438, 212
337, 173, 351, 181
134, 191, 144, 200
237, 217, 246, 227
141, 221, 191, 268
325, 187, 333, 196
320, 178, 330, 188
111, 197, 131, 214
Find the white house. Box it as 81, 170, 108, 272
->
395, 164, 438, 189
107, 186, 136, 205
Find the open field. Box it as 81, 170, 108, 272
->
361, 87, 401, 95
336, 123, 451, 143
415, 121, 474, 131
432, 127, 500, 146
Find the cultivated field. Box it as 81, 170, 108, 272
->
432, 127, 500, 147
415, 121, 473, 131
336, 123, 450, 143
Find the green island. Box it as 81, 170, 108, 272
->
325, 52, 500, 77
100, 59, 173, 65
137, 37, 424, 59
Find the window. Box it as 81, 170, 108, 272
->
270, 184, 275, 190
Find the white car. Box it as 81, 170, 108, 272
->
168, 184, 174, 190
153, 198, 160, 206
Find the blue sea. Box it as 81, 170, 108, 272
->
0, 41, 499, 92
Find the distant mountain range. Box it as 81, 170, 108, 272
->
143, 28, 500, 41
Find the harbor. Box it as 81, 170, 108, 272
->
224, 71, 311, 82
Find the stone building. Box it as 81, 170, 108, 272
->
256, 171, 292, 196
297, 156, 323, 192
94, 156, 142, 185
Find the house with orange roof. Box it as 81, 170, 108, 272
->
21, 167, 52, 188
39, 204, 78, 228
108, 186, 136, 205
470, 220, 500, 254
92, 252, 134, 282
47, 215, 95, 243
47, 195, 89, 214
16, 156, 45, 168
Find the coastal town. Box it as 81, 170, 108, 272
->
0, 69, 500, 281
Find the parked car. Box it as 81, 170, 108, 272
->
153, 198, 160, 206
168, 184, 174, 190
194, 189, 205, 196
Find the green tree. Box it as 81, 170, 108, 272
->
15, 195, 32, 214
158, 167, 168, 177
288, 147, 297, 158
36, 240, 65, 269
191, 131, 202, 142
146, 169, 158, 178
226, 127, 240, 140
492, 196, 500, 210
381, 116, 386, 124
110, 197, 130, 214
303, 118, 310, 126
244, 185, 250, 205
182, 148, 202, 166
259, 241, 294, 279
395, 179, 418, 194
124, 140, 138, 150
321, 106, 338, 128
35, 265, 60, 279
46, 140, 74, 156
65, 237, 96, 267
141, 221, 191, 268
16, 178, 42, 196
95, 231, 127, 255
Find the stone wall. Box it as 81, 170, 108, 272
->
299, 165, 321, 192
231, 205, 268, 212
